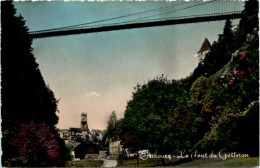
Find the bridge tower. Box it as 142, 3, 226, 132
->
81, 112, 89, 131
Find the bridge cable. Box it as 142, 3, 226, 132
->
30, 2, 185, 33
54, 0, 217, 30
127, 0, 217, 23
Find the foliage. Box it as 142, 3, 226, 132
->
1, 2, 59, 128
190, 1, 259, 154
1, 1, 71, 166
206, 28, 258, 155
122, 134, 142, 151
199, 19, 234, 78
107, 111, 117, 132
7, 122, 72, 166
122, 75, 191, 154
235, 0, 259, 46
9, 122, 59, 166
120, 0, 258, 158
102, 111, 119, 147
188, 76, 222, 146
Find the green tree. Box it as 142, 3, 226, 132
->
190, 20, 259, 155
121, 1, 259, 158
114, 119, 124, 137
107, 111, 117, 131
202, 19, 234, 77
102, 111, 117, 147
190, 19, 235, 80
122, 75, 191, 155
1, 1, 70, 166
235, 0, 259, 46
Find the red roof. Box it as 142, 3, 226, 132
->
197, 38, 211, 53
73, 140, 99, 159
69, 128, 82, 132
111, 136, 120, 142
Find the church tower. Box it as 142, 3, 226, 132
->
81, 112, 89, 131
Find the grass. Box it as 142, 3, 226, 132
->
117, 158, 178, 167
116, 157, 259, 167
171, 157, 259, 167
65, 160, 104, 167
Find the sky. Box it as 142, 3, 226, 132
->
13, 1, 244, 130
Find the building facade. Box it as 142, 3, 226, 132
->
58, 129, 71, 140
109, 137, 123, 159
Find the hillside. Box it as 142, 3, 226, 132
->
104, 0, 259, 161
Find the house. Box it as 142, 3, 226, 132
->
58, 113, 107, 161
69, 128, 83, 141
58, 129, 71, 140
91, 129, 104, 140
197, 38, 211, 62
109, 137, 123, 159
73, 140, 99, 160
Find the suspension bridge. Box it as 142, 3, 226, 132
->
29, 0, 244, 39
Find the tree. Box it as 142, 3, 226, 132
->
1, 2, 59, 128
202, 19, 234, 77
9, 122, 60, 166
235, 0, 259, 46
107, 111, 117, 131
121, 0, 259, 159
1, 1, 70, 166
102, 111, 118, 147
189, 18, 259, 155
122, 75, 191, 155
114, 119, 124, 137
223, 19, 233, 44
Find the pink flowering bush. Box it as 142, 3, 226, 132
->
228, 80, 234, 85
225, 49, 257, 87
236, 51, 248, 59
234, 70, 246, 78
10, 122, 60, 163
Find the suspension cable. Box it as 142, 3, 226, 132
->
30, 1, 186, 33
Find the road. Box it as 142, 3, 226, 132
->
102, 159, 118, 167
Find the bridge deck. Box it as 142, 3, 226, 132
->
29, 13, 242, 39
